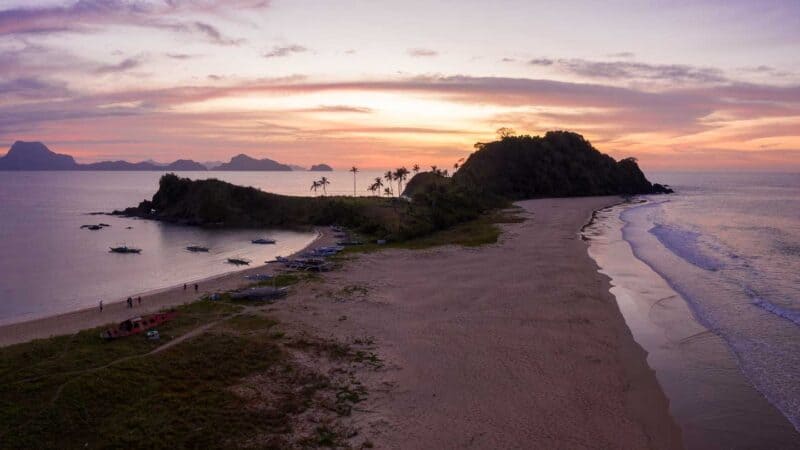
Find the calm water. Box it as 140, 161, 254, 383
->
0, 170, 386, 325
586, 172, 800, 448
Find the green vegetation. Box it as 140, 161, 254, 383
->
0, 300, 364, 449
118, 130, 667, 244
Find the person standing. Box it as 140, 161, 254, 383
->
137, 296, 142, 305
194, 283, 198, 292
183, 283, 187, 291
127, 297, 132, 308
99, 300, 103, 312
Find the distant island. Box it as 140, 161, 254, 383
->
117, 131, 671, 240
0, 141, 332, 172
309, 163, 333, 171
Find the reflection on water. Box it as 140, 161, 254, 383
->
0, 171, 380, 324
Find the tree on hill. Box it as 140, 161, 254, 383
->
349, 166, 359, 196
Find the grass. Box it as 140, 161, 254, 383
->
0, 299, 359, 449
341, 206, 525, 253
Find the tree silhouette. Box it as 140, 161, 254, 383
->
393, 166, 409, 195
349, 166, 358, 196
318, 176, 330, 195
310, 180, 320, 195
368, 177, 384, 195
383, 187, 393, 197
412, 164, 420, 174
383, 170, 394, 196
496, 127, 516, 139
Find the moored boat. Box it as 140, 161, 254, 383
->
110, 245, 141, 254
227, 257, 251, 266
251, 238, 276, 244
186, 245, 210, 252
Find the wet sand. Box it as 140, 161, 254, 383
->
271, 197, 683, 449
0, 229, 334, 347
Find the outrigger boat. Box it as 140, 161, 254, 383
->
251, 238, 276, 244
110, 245, 141, 254
100, 311, 177, 340
186, 245, 210, 252
227, 257, 251, 266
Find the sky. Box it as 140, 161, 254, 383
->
1, 0, 799, 170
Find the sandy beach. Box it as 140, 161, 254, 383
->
270, 196, 683, 448
0, 229, 334, 347
0, 196, 682, 448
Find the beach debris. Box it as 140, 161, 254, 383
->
227, 257, 251, 266
100, 311, 177, 339
251, 238, 276, 244
126, 226, 133, 229
109, 245, 142, 254
230, 286, 288, 301
186, 245, 210, 252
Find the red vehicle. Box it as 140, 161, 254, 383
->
100, 311, 177, 340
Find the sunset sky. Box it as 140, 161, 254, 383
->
1, 0, 799, 170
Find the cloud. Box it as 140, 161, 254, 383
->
529, 58, 554, 66
263, 44, 308, 58
501, 57, 516, 63
0, 77, 71, 100
300, 105, 373, 114
529, 57, 726, 84
166, 53, 197, 60
607, 52, 635, 59
0, 1, 260, 44
407, 48, 438, 57
94, 57, 143, 74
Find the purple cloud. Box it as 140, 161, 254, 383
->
529, 57, 726, 84
94, 57, 143, 74
263, 45, 307, 58
407, 48, 438, 57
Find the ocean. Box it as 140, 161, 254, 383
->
585, 172, 800, 448
0, 170, 386, 325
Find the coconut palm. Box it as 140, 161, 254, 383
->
383, 187, 393, 197
368, 177, 384, 195
310, 180, 320, 195
383, 170, 395, 196
430, 165, 438, 175
349, 166, 358, 196
412, 164, 420, 174
318, 176, 330, 195
394, 166, 409, 195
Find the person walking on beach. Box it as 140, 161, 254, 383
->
183, 283, 187, 291
127, 297, 133, 308
99, 300, 103, 312
137, 296, 142, 305
194, 283, 198, 292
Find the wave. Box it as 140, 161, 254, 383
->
752, 295, 800, 327
648, 224, 725, 271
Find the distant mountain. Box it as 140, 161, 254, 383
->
288, 164, 307, 171
0, 142, 208, 171
202, 161, 224, 170
165, 159, 207, 171
214, 154, 292, 171
0, 141, 78, 170
83, 160, 162, 170
309, 163, 333, 171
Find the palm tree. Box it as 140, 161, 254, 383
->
412, 164, 420, 174
383, 187, 393, 197
394, 167, 409, 195
430, 165, 438, 175
310, 180, 320, 195
383, 170, 394, 196
349, 166, 358, 196
368, 177, 384, 196
318, 176, 330, 195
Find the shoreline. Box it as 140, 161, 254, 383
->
0, 228, 330, 347
269, 196, 683, 448
586, 200, 800, 448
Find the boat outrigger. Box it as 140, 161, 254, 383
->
109, 245, 141, 254
251, 238, 276, 244
227, 257, 251, 266
100, 311, 177, 339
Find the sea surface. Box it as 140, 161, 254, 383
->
585, 172, 800, 448
0, 170, 386, 325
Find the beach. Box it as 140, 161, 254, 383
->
270, 196, 682, 448
0, 229, 333, 347
0, 196, 682, 448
